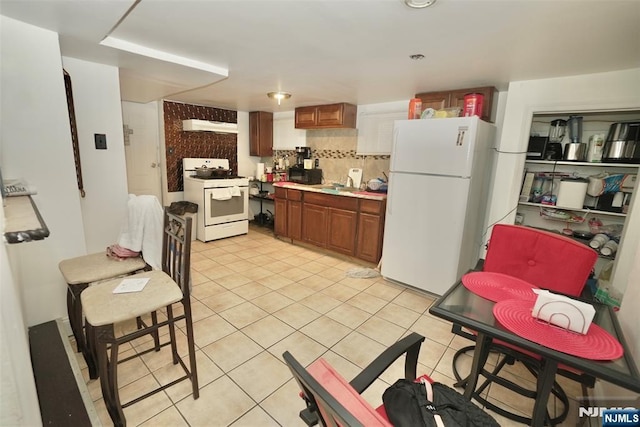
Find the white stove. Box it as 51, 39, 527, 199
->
183, 158, 249, 241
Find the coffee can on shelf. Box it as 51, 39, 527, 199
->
463, 93, 484, 118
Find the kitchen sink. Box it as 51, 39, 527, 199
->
314, 184, 360, 193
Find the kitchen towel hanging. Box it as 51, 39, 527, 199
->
209, 186, 241, 201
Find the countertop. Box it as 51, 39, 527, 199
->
272, 181, 387, 201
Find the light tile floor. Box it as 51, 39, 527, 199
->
71, 225, 587, 426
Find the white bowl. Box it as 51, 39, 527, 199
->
368, 179, 382, 191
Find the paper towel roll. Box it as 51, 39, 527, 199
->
256, 163, 265, 179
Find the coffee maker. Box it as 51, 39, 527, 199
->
295, 146, 312, 166
289, 146, 322, 184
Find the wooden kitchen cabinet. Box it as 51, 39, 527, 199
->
302, 192, 358, 252
302, 203, 328, 247
355, 199, 386, 263
327, 208, 358, 256
274, 188, 302, 238
274, 197, 288, 236
416, 91, 449, 111
249, 111, 273, 157
294, 103, 357, 129
287, 190, 303, 240
415, 86, 497, 122
275, 186, 386, 263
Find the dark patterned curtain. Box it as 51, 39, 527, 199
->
63, 69, 85, 197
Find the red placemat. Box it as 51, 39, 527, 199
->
462, 272, 539, 302
493, 299, 623, 360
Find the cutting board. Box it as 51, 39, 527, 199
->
348, 168, 363, 189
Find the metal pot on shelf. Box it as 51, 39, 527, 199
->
602, 122, 640, 163
563, 143, 586, 161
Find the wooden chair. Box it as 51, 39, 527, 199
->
284, 332, 498, 427
81, 210, 198, 426
59, 251, 148, 376
451, 224, 598, 425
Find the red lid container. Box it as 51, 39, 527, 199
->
408, 98, 422, 120
463, 93, 484, 118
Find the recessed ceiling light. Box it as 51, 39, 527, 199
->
267, 92, 292, 105
409, 54, 425, 60
404, 0, 437, 8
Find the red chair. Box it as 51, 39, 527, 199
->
284, 332, 498, 427
451, 224, 598, 425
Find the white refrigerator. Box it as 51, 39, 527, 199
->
381, 116, 496, 295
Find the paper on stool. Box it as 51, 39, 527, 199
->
531, 290, 595, 335
113, 278, 149, 294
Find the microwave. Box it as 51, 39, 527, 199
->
288, 167, 323, 185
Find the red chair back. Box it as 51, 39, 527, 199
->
483, 224, 598, 296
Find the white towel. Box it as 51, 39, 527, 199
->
210, 188, 232, 201
117, 194, 164, 270
209, 186, 242, 201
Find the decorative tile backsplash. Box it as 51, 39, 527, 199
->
269, 129, 391, 186
163, 101, 237, 192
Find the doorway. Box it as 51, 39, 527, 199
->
121, 101, 163, 203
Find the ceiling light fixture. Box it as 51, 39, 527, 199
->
404, 0, 437, 8
267, 92, 292, 105
409, 54, 425, 60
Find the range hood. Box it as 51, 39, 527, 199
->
182, 119, 238, 134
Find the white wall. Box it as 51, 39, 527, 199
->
1, 16, 87, 327
1, 207, 42, 426
62, 57, 130, 253
237, 111, 253, 178
0, 15, 80, 425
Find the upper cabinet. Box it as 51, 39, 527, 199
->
356, 100, 407, 155
249, 111, 273, 157
415, 86, 497, 122
295, 103, 357, 129
273, 111, 307, 150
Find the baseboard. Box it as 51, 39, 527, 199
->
55, 319, 102, 426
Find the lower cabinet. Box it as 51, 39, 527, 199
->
274, 188, 303, 238
356, 213, 384, 263
327, 208, 358, 256
274, 188, 385, 263
302, 203, 328, 247
288, 200, 302, 241
274, 198, 288, 236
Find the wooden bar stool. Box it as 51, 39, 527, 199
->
59, 252, 148, 375
82, 210, 198, 426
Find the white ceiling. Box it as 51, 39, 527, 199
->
2, 0, 639, 112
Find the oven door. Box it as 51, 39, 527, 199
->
204, 187, 248, 226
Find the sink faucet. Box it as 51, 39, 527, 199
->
346, 175, 354, 188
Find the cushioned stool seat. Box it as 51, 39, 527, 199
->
81, 211, 198, 426
59, 252, 147, 375
81, 270, 181, 326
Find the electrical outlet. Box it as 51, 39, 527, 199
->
94, 133, 107, 150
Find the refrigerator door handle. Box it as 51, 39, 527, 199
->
387, 176, 393, 215
391, 127, 401, 170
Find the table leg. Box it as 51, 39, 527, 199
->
464, 332, 492, 400
531, 358, 559, 427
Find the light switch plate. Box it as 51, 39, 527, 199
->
94, 133, 107, 150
